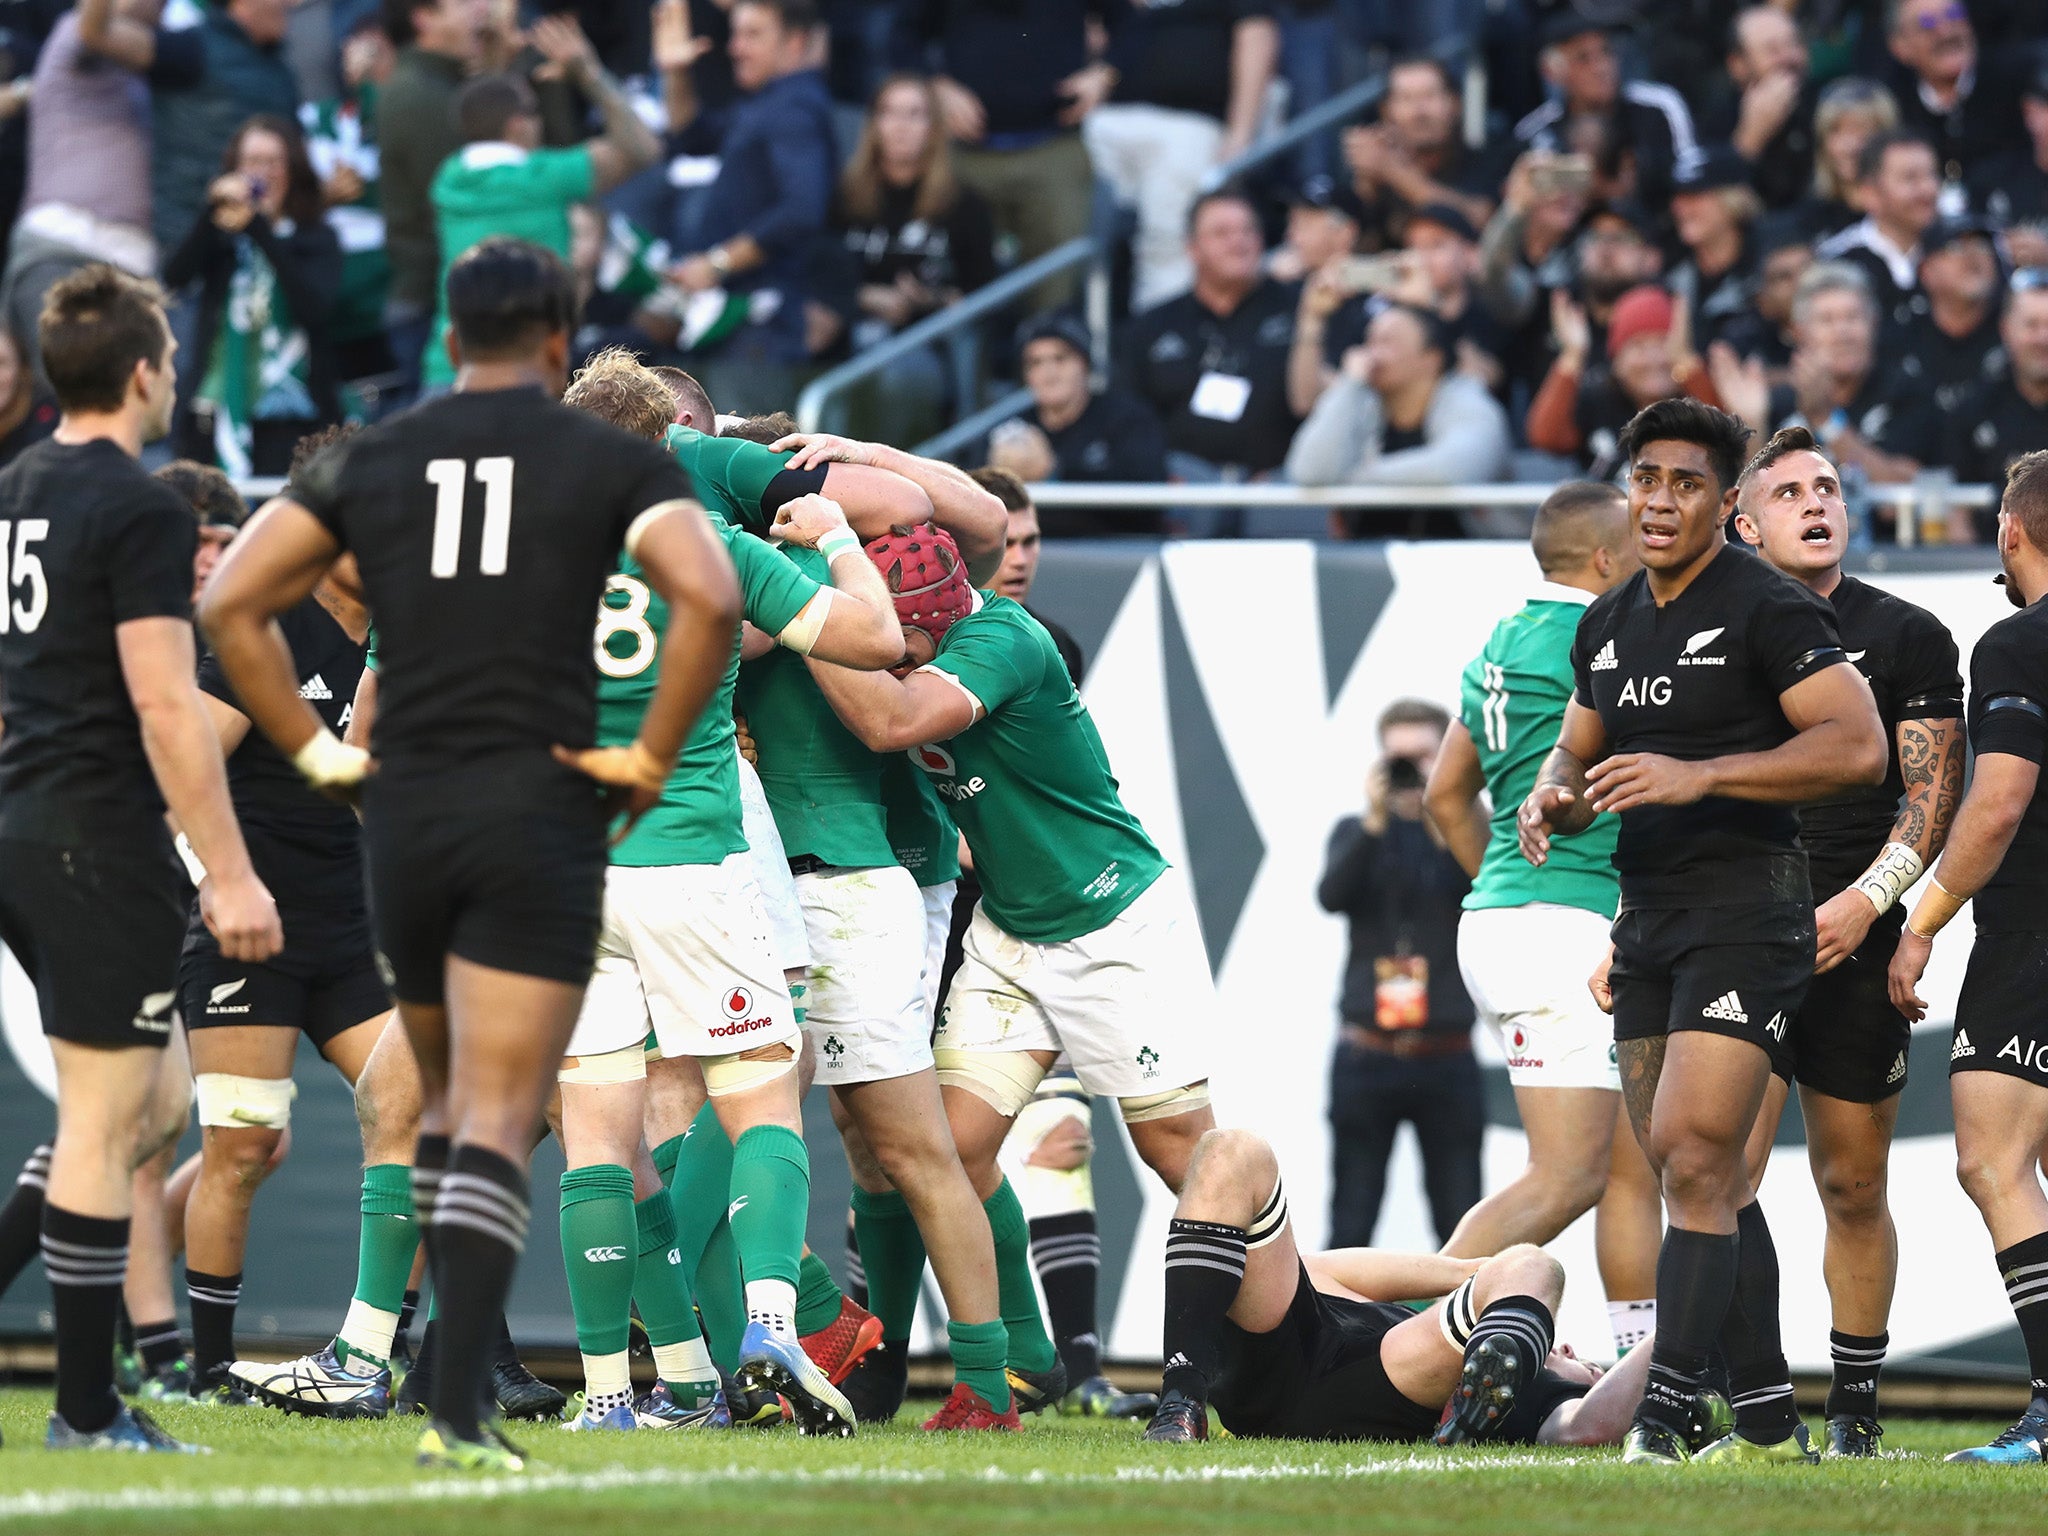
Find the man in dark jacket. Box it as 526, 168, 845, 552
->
1317, 698, 1480, 1249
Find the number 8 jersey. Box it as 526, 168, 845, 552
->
0, 438, 196, 846
292, 388, 695, 789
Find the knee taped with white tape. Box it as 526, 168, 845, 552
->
194, 1073, 298, 1131
703, 1042, 798, 1097
559, 1042, 649, 1086
1247, 1176, 1289, 1249
1117, 1082, 1211, 1125
1439, 1275, 1481, 1350
934, 1047, 1049, 1118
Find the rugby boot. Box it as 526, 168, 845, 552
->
839, 1338, 908, 1425
1694, 1421, 1820, 1465
1061, 1374, 1160, 1419
1141, 1389, 1209, 1443
736, 1321, 854, 1437
233, 1345, 392, 1419
47, 1403, 207, 1454
1620, 1422, 1690, 1465
416, 1418, 526, 1471
800, 1294, 884, 1386
1434, 1334, 1532, 1445
922, 1382, 1022, 1432
636, 1380, 730, 1429
1822, 1415, 1883, 1458
1945, 1407, 2048, 1464
1006, 1356, 1069, 1416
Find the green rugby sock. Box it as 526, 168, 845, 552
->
697, 1218, 745, 1374
948, 1317, 1012, 1413
666, 1105, 744, 1372
730, 1125, 809, 1333
560, 1164, 637, 1358
985, 1177, 1057, 1374
635, 1192, 717, 1401
796, 1249, 846, 1336
336, 1163, 420, 1369
850, 1185, 926, 1343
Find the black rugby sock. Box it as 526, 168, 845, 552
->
42, 1205, 129, 1432
845, 1209, 867, 1310
1825, 1329, 1887, 1422
134, 1317, 184, 1373
1719, 1202, 1797, 1442
396, 1288, 421, 1355
1996, 1230, 2048, 1403
429, 1145, 530, 1440
1639, 1226, 1739, 1438
1030, 1210, 1103, 1383
1161, 1219, 1246, 1404
0, 1144, 52, 1293
186, 1268, 242, 1379
1469, 1294, 1555, 1375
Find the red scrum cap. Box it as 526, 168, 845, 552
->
865, 523, 975, 646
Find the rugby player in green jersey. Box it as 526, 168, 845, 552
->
1424, 482, 1664, 1358
548, 354, 904, 1436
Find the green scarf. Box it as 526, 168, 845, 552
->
200, 231, 316, 476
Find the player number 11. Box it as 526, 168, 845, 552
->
426, 457, 514, 578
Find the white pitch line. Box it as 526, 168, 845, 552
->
0, 1452, 1591, 1522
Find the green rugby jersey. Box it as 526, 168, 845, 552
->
1459, 583, 1620, 918
918, 594, 1164, 943
736, 544, 897, 869
599, 518, 821, 867
880, 753, 960, 888
663, 424, 817, 537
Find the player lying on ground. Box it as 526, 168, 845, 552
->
1142, 1127, 1707, 1449
1889, 447, 2048, 1466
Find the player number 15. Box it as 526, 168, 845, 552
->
426, 457, 514, 578
0, 518, 50, 632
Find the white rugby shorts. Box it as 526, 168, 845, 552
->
565, 854, 799, 1062
937, 868, 1213, 1098
737, 750, 810, 972
798, 863, 932, 1086
1457, 902, 1619, 1091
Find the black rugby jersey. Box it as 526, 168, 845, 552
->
1965, 595, 2048, 935
292, 387, 694, 797
1571, 546, 1846, 909
0, 438, 195, 847
196, 597, 367, 913
1800, 575, 1963, 898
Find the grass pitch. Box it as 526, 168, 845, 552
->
0, 1390, 2040, 1535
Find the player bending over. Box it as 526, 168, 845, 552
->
1889, 448, 2048, 1465
1144, 1127, 1715, 1451
200, 238, 739, 1471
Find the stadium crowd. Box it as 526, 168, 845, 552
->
0, 2, 2044, 535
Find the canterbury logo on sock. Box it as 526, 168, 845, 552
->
728, 1196, 750, 1220
1701, 991, 1748, 1023
583, 1247, 628, 1263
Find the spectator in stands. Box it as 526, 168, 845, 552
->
1816, 128, 1941, 332
824, 71, 996, 442
300, 16, 395, 388
0, 324, 56, 471
1942, 275, 2048, 521
1267, 175, 1362, 285
1512, 16, 1699, 214
150, 0, 301, 260
166, 114, 342, 476
656, 0, 836, 409
1708, 2, 1816, 212
1796, 76, 1899, 241
376, 0, 488, 393
893, 0, 1133, 310
1085, 0, 1277, 309
985, 312, 1167, 536
1, 0, 162, 381
1666, 145, 1762, 352
421, 15, 657, 392
1716, 212, 1812, 372
1526, 283, 1723, 482
1117, 189, 1301, 487
1566, 200, 1665, 359
1285, 301, 1510, 539
1473, 147, 1596, 342
1969, 58, 2048, 268
1891, 212, 2006, 417
1319, 698, 1481, 1250
1884, 0, 2022, 189
1714, 261, 1936, 486
1342, 53, 1503, 255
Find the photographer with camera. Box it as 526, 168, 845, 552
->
1316, 699, 1481, 1249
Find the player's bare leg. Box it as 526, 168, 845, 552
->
1595, 1104, 1663, 1353
1443, 1087, 1619, 1255
123, 1039, 193, 1400
1800, 1086, 1901, 1445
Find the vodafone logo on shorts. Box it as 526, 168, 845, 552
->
708, 982, 775, 1040
1504, 1024, 1543, 1070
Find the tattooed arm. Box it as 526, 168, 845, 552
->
1814, 713, 1965, 973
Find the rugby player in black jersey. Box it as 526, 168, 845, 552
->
1519, 399, 1887, 1466
0, 266, 282, 1452
1890, 448, 2048, 1466
199, 238, 740, 1472
175, 426, 390, 1406
1732, 427, 1965, 1456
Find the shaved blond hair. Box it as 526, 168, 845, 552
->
564, 346, 674, 442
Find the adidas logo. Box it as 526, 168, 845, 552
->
1952, 1029, 1976, 1061
1886, 1051, 1906, 1085
1165, 1352, 1191, 1371
299, 673, 333, 701
1764, 1010, 1787, 1041
1701, 991, 1748, 1024
1590, 639, 1619, 671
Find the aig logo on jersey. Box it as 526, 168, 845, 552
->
1617, 675, 1674, 707
1676, 628, 1727, 666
